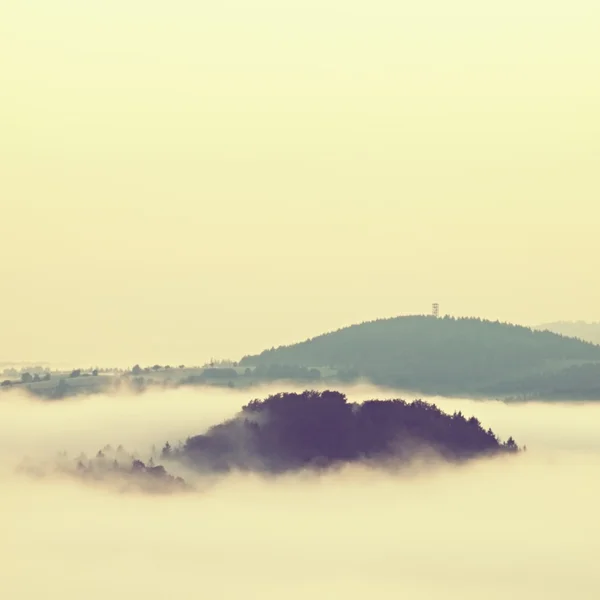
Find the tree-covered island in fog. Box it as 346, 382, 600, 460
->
171, 391, 520, 475
17, 391, 520, 492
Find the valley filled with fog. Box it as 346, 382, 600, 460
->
1, 384, 599, 599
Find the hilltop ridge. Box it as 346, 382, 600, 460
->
240, 315, 600, 398
536, 321, 600, 346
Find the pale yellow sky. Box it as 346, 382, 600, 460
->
1, 0, 599, 366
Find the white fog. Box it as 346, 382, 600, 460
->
1, 384, 598, 599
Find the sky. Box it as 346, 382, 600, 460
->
2, 0, 599, 367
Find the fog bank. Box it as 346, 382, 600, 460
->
1, 384, 599, 599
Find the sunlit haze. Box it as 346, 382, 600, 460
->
3, 4, 600, 598
2, 1, 599, 365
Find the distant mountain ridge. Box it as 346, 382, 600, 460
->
536, 321, 600, 346
240, 315, 600, 399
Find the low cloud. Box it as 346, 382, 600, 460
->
1, 384, 599, 599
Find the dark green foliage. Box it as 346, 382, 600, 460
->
492, 362, 600, 400
240, 315, 600, 396
252, 364, 321, 382
537, 321, 600, 345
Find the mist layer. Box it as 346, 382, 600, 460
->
1, 385, 599, 599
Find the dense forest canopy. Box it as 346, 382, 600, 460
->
175, 390, 520, 474
240, 315, 600, 397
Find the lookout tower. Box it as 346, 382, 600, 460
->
432, 303, 439, 318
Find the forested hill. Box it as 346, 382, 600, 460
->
177, 391, 520, 474
239, 316, 600, 396
536, 321, 600, 346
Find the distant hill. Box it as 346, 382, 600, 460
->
536, 321, 600, 346
240, 315, 600, 398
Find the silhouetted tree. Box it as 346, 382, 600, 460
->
161, 442, 172, 458
131, 459, 146, 471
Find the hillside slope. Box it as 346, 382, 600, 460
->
536, 321, 600, 346
240, 316, 600, 397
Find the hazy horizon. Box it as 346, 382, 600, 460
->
3, 0, 600, 366
2, 313, 598, 372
